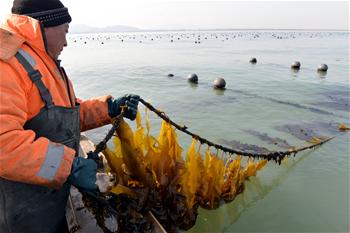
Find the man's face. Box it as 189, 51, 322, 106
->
44, 23, 69, 61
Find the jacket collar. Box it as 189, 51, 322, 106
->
1, 14, 47, 55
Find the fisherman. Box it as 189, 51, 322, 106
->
0, 0, 139, 232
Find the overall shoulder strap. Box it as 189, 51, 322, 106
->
15, 48, 54, 109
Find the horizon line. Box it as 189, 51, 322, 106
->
70, 24, 349, 32
70, 27, 349, 34
141, 28, 349, 31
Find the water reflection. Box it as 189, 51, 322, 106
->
189, 82, 199, 90
290, 68, 300, 77
213, 88, 226, 96
317, 70, 327, 78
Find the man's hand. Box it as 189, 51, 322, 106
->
67, 157, 98, 194
108, 94, 140, 121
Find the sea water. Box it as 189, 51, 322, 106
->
62, 30, 349, 232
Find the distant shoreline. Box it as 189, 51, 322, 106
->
142, 28, 349, 32
69, 24, 349, 34
70, 28, 349, 34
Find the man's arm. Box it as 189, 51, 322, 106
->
0, 62, 75, 188
78, 95, 112, 132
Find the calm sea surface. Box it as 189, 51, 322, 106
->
62, 30, 349, 232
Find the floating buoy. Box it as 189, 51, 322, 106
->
250, 57, 257, 64
213, 77, 226, 89
187, 74, 198, 84
291, 61, 301, 70
317, 64, 328, 72
167, 74, 174, 77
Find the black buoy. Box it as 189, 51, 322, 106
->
167, 73, 174, 77
213, 77, 226, 89
250, 57, 257, 64
187, 74, 198, 84
291, 61, 301, 70
317, 64, 328, 72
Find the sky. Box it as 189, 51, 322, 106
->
0, 1, 348, 30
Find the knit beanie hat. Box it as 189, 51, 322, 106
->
11, 0, 72, 27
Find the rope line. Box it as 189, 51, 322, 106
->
94, 110, 125, 154
139, 98, 333, 163
93, 99, 333, 164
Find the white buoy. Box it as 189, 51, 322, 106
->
213, 78, 226, 89
317, 64, 328, 72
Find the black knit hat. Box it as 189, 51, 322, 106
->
11, 0, 72, 27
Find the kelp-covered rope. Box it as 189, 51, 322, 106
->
86, 98, 335, 232
94, 113, 124, 154
93, 99, 333, 163
91, 109, 125, 168
139, 98, 333, 163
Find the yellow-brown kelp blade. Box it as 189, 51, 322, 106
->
103, 111, 269, 231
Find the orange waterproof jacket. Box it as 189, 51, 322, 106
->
0, 14, 112, 188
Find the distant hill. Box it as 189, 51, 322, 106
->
70, 24, 141, 34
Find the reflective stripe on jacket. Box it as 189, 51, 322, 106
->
0, 14, 112, 188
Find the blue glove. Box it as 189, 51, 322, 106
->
68, 157, 98, 194
108, 94, 140, 121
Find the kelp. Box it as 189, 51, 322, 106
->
276, 124, 327, 142
84, 99, 333, 232
338, 123, 350, 131
244, 129, 293, 149
219, 139, 274, 154
97, 109, 268, 232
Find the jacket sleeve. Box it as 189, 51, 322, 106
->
0, 62, 75, 188
78, 95, 112, 132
